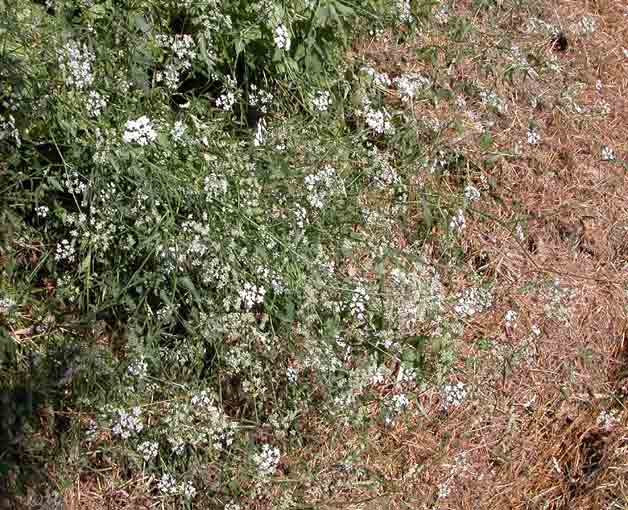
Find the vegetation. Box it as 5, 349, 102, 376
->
1, 0, 627, 508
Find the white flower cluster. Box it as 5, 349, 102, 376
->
434, 5, 449, 25
255, 443, 281, 476
239, 282, 266, 311
137, 440, 159, 461
216, 91, 236, 111
311, 90, 332, 112
0, 114, 21, 148
0, 295, 16, 314
204, 173, 228, 200
504, 309, 518, 326
394, 73, 432, 103
127, 357, 148, 378
123, 116, 157, 145
463, 185, 480, 202
57, 40, 95, 89
224, 502, 242, 510
155, 34, 196, 90
274, 24, 291, 50
527, 127, 541, 145
454, 287, 493, 317
304, 165, 337, 209
441, 382, 467, 410
157, 474, 196, 498
349, 285, 369, 322
386, 264, 443, 336
170, 120, 186, 142
364, 103, 394, 135
449, 208, 466, 232
596, 409, 619, 431
360, 65, 392, 88
396, 0, 413, 23
384, 393, 410, 425
55, 239, 76, 262
85, 90, 106, 118
249, 84, 273, 114
479, 89, 508, 114
111, 406, 143, 439
601, 145, 615, 161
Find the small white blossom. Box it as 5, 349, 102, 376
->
504, 309, 518, 326
216, 91, 236, 111
274, 24, 291, 51
137, 440, 159, 461
123, 116, 157, 145
463, 185, 480, 202
396, 0, 413, 23
127, 357, 148, 378
527, 128, 541, 145
239, 282, 265, 311
157, 473, 178, 495
111, 406, 143, 439
601, 145, 615, 161
449, 208, 466, 232
349, 285, 369, 322
454, 287, 493, 317
57, 40, 95, 89
0, 115, 21, 148
85, 90, 106, 117
36, 205, 49, 218
170, 120, 186, 142
441, 382, 467, 410
55, 239, 76, 262
0, 296, 16, 314
596, 409, 619, 431
255, 444, 281, 476
311, 90, 331, 112
180, 480, 196, 499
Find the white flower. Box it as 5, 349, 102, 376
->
127, 357, 148, 378
111, 406, 143, 439
0, 296, 16, 314
157, 473, 178, 495
463, 185, 480, 202
255, 444, 281, 476
441, 382, 467, 410
274, 24, 291, 51
396, 0, 413, 23
311, 90, 332, 112
0, 115, 21, 148
449, 208, 466, 232
58, 40, 95, 89
239, 282, 265, 311
349, 285, 369, 322
601, 145, 615, 161
531, 324, 541, 336
504, 309, 518, 325
36, 205, 49, 218
394, 73, 432, 102
170, 120, 186, 142
527, 127, 541, 145
85, 90, 106, 118
216, 91, 236, 111
180, 480, 196, 499
137, 440, 159, 461
123, 116, 157, 145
